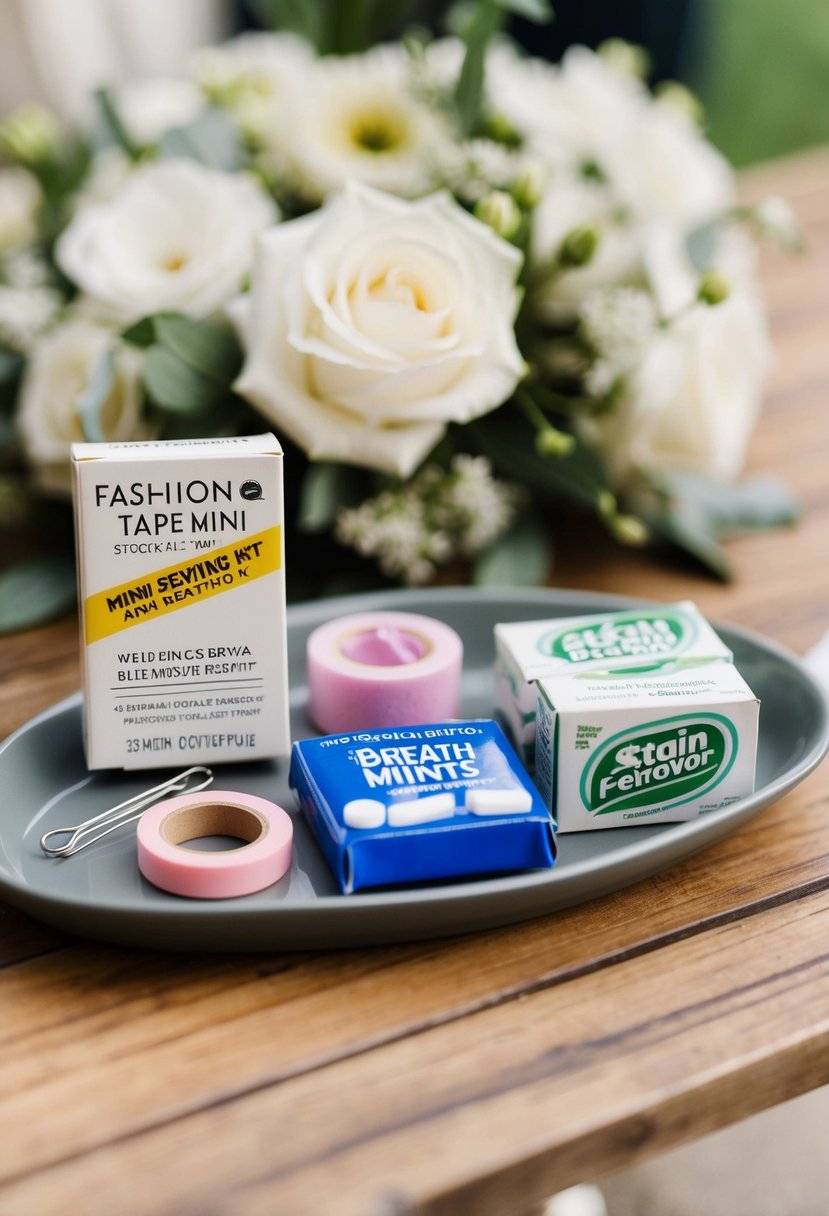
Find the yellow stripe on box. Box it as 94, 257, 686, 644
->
84, 527, 281, 643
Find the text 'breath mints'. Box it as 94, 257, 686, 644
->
289, 719, 556, 893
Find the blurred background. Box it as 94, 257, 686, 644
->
1, 0, 828, 168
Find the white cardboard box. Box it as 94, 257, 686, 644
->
495, 602, 733, 764
534, 661, 759, 831
72, 434, 290, 770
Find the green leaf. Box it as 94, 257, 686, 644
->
76, 348, 116, 443
157, 109, 245, 172
467, 412, 611, 509
93, 87, 142, 160
647, 498, 733, 581
154, 314, 243, 385
454, 0, 503, 136
250, 0, 326, 49
473, 514, 552, 586
495, 0, 553, 20
298, 463, 355, 532
0, 556, 76, 634
142, 346, 224, 413
641, 469, 800, 580
0, 347, 23, 384
121, 316, 157, 348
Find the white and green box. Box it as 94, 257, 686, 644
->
534, 662, 759, 832
494, 602, 733, 764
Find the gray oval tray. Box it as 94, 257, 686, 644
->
1, 587, 827, 951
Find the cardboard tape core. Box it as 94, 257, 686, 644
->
160, 802, 267, 848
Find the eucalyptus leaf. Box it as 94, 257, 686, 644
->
647, 498, 733, 581
142, 346, 224, 413
495, 0, 553, 20
158, 109, 245, 172
473, 514, 552, 586
76, 348, 116, 443
298, 463, 354, 532
0, 556, 76, 634
650, 469, 801, 533
685, 220, 719, 273
93, 87, 142, 159
154, 315, 243, 385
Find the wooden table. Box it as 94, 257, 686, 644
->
2, 149, 829, 1216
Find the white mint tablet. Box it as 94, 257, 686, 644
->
387, 792, 456, 827
465, 788, 533, 816
342, 799, 386, 830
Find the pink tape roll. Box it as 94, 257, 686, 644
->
136, 790, 293, 899
306, 610, 463, 733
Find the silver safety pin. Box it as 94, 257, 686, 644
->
40, 766, 214, 858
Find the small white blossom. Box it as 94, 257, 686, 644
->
432, 454, 518, 553
336, 491, 450, 585
0, 285, 62, 351
580, 286, 657, 392
3, 246, 53, 290
336, 456, 517, 582
433, 139, 528, 204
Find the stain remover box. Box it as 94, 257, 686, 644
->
71, 434, 290, 770
534, 662, 759, 831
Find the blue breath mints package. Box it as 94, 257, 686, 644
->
289, 719, 556, 893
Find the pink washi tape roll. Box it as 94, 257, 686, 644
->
306, 610, 463, 733
136, 791, 293, 899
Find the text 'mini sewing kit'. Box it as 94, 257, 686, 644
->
42, 435, 760, 909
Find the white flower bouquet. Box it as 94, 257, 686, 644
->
0, 0, 801, 626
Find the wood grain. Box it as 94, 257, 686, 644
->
2, 149, 829, 1214
2, 888, 829, 1216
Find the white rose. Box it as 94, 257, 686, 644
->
586, 290, 771, 483
55, 159, 277, 323
601, 102, 734, 227
235, 182, 525, 477
18, 318, 147, 495
0, 167, 41, 253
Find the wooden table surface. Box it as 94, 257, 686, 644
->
3, 149, 829, 1216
